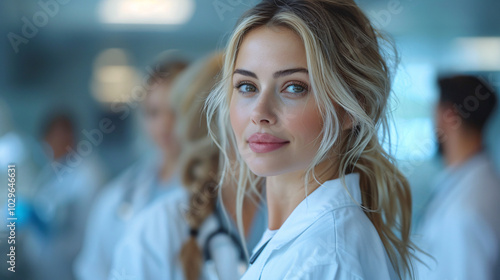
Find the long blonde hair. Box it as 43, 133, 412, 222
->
205, 0, 417, 278
169, 52, 224, 280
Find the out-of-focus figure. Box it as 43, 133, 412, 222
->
109, 52, 267, 280
24, 112, 107, 280
74, 53, 187, 280
0, 99, 41, 280
415, 75, 500, 279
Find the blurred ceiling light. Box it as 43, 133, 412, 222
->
452, 37, 500, 71
91, 48, 140, 103
98, 0, 195, 25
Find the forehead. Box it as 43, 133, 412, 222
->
234, 26, 308, 74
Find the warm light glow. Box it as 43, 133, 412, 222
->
98, 0, 195, 25
452, 37, 500, 71
90, 48, 140, 103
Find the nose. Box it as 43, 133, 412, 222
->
250, 90, 277, 126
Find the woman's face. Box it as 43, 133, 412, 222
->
144, 81, 180, 155
229, 26, 323, 177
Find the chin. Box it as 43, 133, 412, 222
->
247, 166, 277, 177
244, 157, 287, 177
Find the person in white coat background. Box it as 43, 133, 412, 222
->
74, 53, 188, 280
109, 52, 267, 280
204, 0, 421, 279
23, 113, 107, 280
414, 75, 500, 279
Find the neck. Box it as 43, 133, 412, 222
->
444, 130, 482, 166
265, 160, 336, 230
221, 181, 258, 237
158, 153, 178, 182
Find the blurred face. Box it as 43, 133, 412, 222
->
45, 120, 74, 160
229, 26, 323, 177
144, 81, 180, 155
434, 102, 462, 143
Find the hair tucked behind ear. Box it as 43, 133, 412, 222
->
169, 52, 224, 280
206, 1, 421, 279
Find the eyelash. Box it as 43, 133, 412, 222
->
234, 81, 309, 97
234, 81, 255, 91
283, 81, 308, 96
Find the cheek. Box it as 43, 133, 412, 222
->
146, 114, 162, 134
164, 115, 175, 132
286, 102, 323, 146
146, 120, 159, 139
158, 111, 173, 130
229, 97, 247, 143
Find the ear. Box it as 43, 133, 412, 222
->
437, 103, 462, 131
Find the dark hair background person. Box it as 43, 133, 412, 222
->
415, 75, 500, 279
23, 112, 107, 280
74, 53, 187, 280
436, 75, 498, 159
40, 113, 75, 160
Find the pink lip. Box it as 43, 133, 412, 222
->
247, 133, 289, 153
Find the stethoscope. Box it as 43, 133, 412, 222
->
185, 204, 248, 280
199, 204, 246, 263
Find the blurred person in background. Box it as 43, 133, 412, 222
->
0, 98, 46, 206
0, 98, 40, 280
24, 112, 107, 280
74, 53, 188, 280
415, 75, 500, 279
109, 52, 267, 280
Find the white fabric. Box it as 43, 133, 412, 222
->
242, 173, 397, 280
250, 228, 278, 257
74, 157, 181, 280
414, 152, 500, 280
24, 155, 106, 280
108, 187, 267, 280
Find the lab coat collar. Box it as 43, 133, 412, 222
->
266, 172, 362, 251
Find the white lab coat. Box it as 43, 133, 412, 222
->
242, 173, 397, 280
74, 156, 181, 280
24, 155, 106, 280
108, 186, 267, 280
414, 152, 500, 280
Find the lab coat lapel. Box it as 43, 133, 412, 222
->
270, 173, 362, 250
246, 173, 362, 278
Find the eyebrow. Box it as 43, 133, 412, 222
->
233, 69, 258, 79
273, 68, 308, 78
233, 68, 308, 79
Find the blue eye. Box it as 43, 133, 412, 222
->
283, 83, 308, 96
286, 84, 304, 93
236, 83, 257, 94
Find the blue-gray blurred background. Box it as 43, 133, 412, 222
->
0, 0, 499, 279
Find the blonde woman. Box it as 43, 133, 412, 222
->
109, 52, 266, 280
206, 0, 418, 279
75, 53, 187, 280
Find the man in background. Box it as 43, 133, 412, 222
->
416, 75, 500, 279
